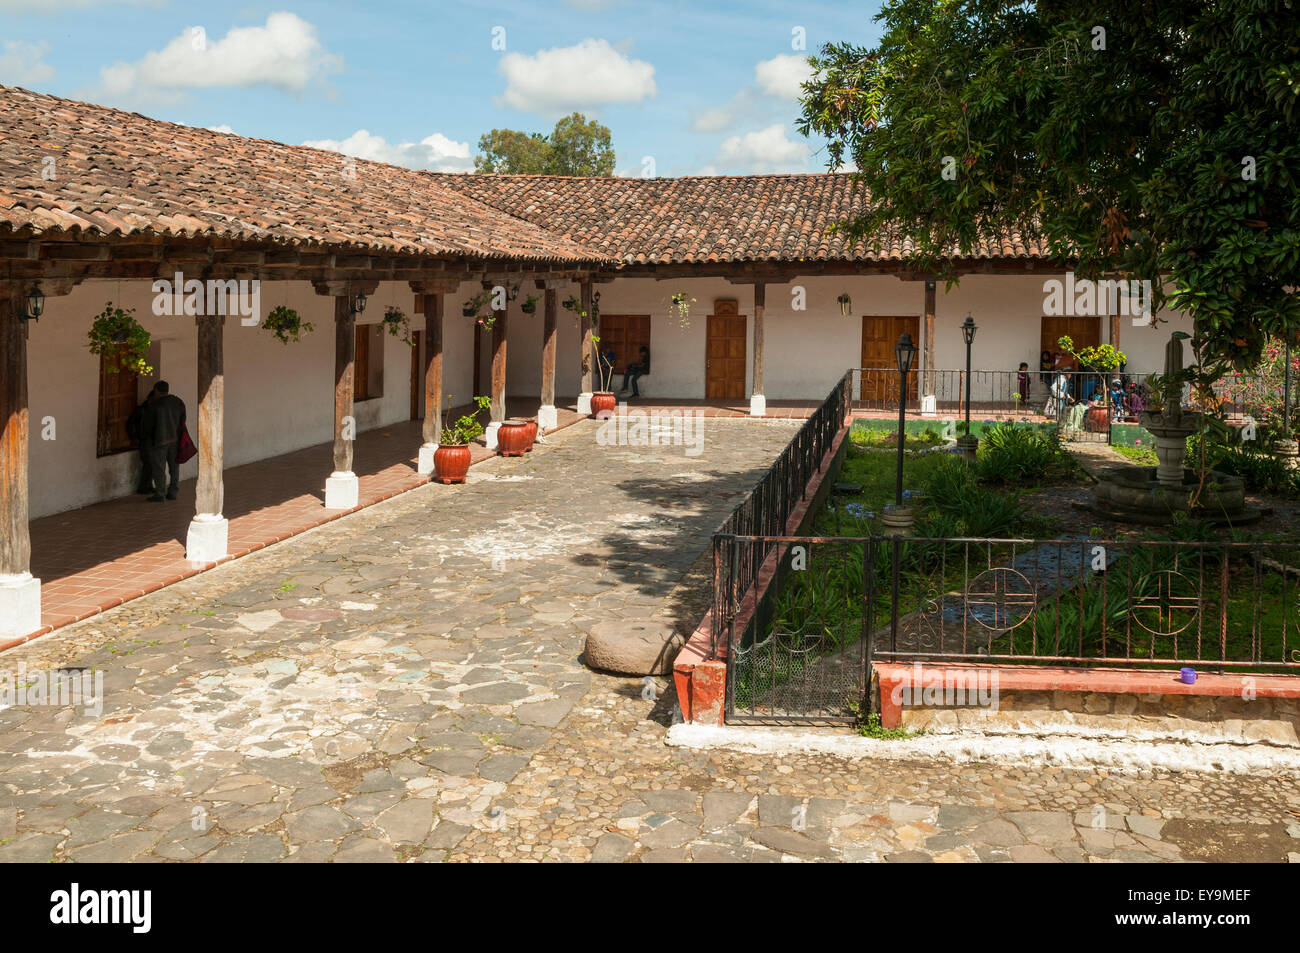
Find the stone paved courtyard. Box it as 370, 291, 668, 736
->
1, 418, 1298, 863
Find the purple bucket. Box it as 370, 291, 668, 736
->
1179, 667, 1197, 685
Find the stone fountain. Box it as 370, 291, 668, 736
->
1090, 334, 1258, 525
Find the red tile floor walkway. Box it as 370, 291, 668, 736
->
8, 399, 584, 651
11, 395, 938, 651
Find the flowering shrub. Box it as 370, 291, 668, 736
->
1217, 338, 1299, 441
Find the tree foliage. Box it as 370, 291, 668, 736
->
797, 0, 1300, 370
474, 112, 616, 176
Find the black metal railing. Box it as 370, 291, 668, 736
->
710, 371, 851, 656
719, 534, 1300, 723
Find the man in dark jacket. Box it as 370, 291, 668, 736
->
126, 384, 158, 493
619, 345, 650, 398
141, 380, 186, 502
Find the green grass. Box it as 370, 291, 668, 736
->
1112, 444, 1158, 466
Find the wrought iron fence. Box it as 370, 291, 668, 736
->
718, 534, 1300, 724
710, 371, 851, 656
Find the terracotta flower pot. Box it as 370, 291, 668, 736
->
497, 419, 529, 457
522, 419, 538, 451
591, 391, 618, 418
1085, 404, 1110, 433
433, 444, 471, 484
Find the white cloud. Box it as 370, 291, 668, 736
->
98, 12, 341, 100
301, 129, 474, 172
206, 124, 235, 134
0, 40, 55, 87
754, 53, 813, 100
715, 124, 810, 173
690, 107, 733, 134
499, 38, 655, 115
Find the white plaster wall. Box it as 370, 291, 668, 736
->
28, 278, 423, 519
26, 271, 1197, 519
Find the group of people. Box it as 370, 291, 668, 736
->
1044, 372, 1148, 427
125, 382, 189, 502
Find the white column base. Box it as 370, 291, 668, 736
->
324, 471, 359, 509
0, 572, 41, 639
749, 394, 766, 417
577, 392, 593, 415
537, 404, 558, 432
485, 421, 502, 450
417, 443, 437, 475
921, 394, 937, 417
185, 514, 229, 563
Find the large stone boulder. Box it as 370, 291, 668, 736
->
584, 621, 684, 676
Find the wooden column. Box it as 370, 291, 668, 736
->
333, 294, 355, 474
578, 277, 594, 413
0, 287, 30, 578
490, 301, 508, 423
423, 293, 444, 447
750, 281, 766, 416
923, 279, 937, 397
194, 314, 225, 517
539, 284, 558, 431
314, 280, 374, 509
185, 311, 229, 562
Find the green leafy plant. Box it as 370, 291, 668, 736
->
977, 424, 1070, 485
262, 305, 314, 344
87, 302, 152, 374
670, 292, 694, 328
462, 290, 491, 324
439, 395, 491, 446
591, 334, 615, 391
381, 305, 413, 344
521, 294, 539, 314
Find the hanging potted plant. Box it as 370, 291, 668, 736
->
562, 294, 577, 311
262, 305, 314, 344
88, 302, 153, 374
520, 294, 539, 315
837, 293, 853, 316
590, 334, 618, 417
462, 290, 489, 319
434, 395, 490, 484
670, 292, 694, 328
381, 305, 413, 345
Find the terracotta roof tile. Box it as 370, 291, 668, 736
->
0, 85, 607, 263
432, 172, 1048, 265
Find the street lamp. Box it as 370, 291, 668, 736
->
352, 290, 368, 315
960, 314, 978, 462
894, 332, 917, 509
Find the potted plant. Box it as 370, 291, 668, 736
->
381, 305, 413, 345
462, 290, 489, 318
262, 305, 314, 344
520, 294, 539, 314
670, 292, 694, 328
434, 395, 490, 484
87, 302, 152, 374
562, 295, 576, 311
590, 334, 618, 417
837, 293, 853, 316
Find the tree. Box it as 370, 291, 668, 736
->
797, 0, 1300, 371
474, 113, 616, 176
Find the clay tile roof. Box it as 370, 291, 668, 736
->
430, 172, 1050, 265
0, 84, 608, 263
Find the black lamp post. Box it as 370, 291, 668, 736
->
894, 332, 917, 507
960, 314, 977, 434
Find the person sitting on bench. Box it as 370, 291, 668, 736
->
619, 345, 651, 398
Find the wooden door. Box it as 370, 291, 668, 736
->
353, 325, 371, 401
596, 315, 651, 374
96, 348, 140, 456
1041, 315, 1100, 367
860, 315, 920, 401
410, 330, 422, 420
706, 301, 747, 400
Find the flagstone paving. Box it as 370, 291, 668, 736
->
1, 418, 1298, 864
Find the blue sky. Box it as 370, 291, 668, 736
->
0, 0, 884, 176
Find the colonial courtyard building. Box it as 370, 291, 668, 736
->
0, 84, 1192, 639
